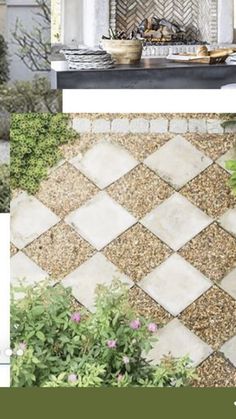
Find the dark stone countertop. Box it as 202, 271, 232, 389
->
51, 58, 236, 89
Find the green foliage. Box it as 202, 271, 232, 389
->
10, 113, 76, 194
11, 281, 196, 387
0, 77, 62, 114
226, 160, 236, 195
0, 35, 9, 84
0, 164, 10, 212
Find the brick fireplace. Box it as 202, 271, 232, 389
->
62, 0, 235, 55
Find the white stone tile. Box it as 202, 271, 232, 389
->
92, 119, 111, 133
62, 253, 133, 312
188, 119, 207, 133
130, 119, 149, 133
11, 251, 49, 299
207, 120, 224, 133
220, 268, 236, 300
224, 121, 236, 133
219, 208, 236, 238
111, 118, 130, 133
139, 254, 212, 316
150, 119, 168, 133
65, 191, 136, 250
70, 141, 138, 189
216, 148, 236, 173
220, 335, 236, 367
11, 192, 60, 249
169, 119, 188, 133
141, 193, 212, 251
72, 118, 91, 133
146, 319, 213, 367
144, 135, 212, 190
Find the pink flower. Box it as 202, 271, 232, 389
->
117, 374, 124, 382
68, 373, 78, 384
130, 319, 141, 330
70, 312, 81, 323
18, 342, 27, 353
148, 323, 158, 333
107, 340, 117, 349
123, 356, 130, 365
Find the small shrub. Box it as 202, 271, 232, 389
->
0, 76, 61, 114
0, 164, 10, 212
0, 35, 9, 84
11, 281, 196, 387
10, 113, 77, 194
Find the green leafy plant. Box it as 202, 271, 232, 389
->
226, 160, 236, 195
11, 281, 196, 387
0, 164, 10, 212
0, 34, 9, 85
10, 113, 76, 194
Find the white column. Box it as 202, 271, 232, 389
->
63, 0, 83, 46
218, 0, 234, 43
83, 0, 110, 47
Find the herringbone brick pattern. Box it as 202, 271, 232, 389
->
110, 0, 218, 42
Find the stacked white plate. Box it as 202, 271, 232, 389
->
60, 48, 115, 70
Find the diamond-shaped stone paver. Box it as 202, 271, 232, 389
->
141, 193, 212, 251
11, 251, 49, 298
103, 223, 171, 282
62, 253, 133, 312
139, 254, 212, 316
107, 164, 173, 219
36, 162, 99, 218
180, 223, 236, 282
220, 268, 236, 300
181, 165, 236, 218
144, 136, 212, 190
65, 191, 136, 251
146, 319, 213, 367
180, 286, 236, 350
11, 192, 60, 249
220, 335, 236, 367
219, 208, 236, 238
70, 141, 138, 189
24, 222, 95, 279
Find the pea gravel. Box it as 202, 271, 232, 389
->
180, 286, 236, 349
194, 353, 236, 387
129, 286, 172, 325
36, 162, 99, 218
107, 164, 173, 219
186, 133, 236, 161
60, 133, 172, 162
180, 223, 236, 282
103, 223, 171, 282
24, 222, 95, 279
181, 164, 236, 218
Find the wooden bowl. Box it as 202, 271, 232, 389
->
101, 39, 143, 64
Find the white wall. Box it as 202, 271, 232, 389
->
0, 2, 6, 36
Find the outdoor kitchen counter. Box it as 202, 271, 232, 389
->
51, 58, 236, 89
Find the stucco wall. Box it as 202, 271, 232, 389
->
0, 3, 6, 36
6, 0, 48, 81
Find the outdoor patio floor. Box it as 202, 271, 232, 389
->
11, 115, 236, 387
